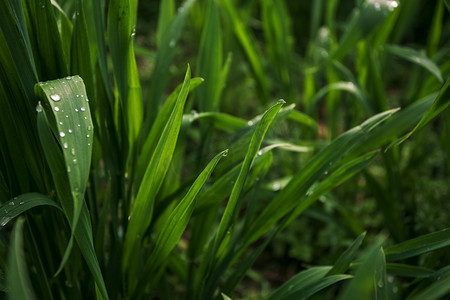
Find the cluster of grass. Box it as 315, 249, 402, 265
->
1, 0, 450, 299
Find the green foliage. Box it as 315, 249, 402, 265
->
0, 0, 449, 299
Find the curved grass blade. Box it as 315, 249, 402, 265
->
186, 112, 247, 133
267, 266, 332, 300
7, 217, 36, 300
123, 66, 191, 277
135, 149, 228, 295
385, 45, 443, 83
35, 76, 94, 238
385, 227, 450, 261
281, 275, 353, 300
35, 79, 108, 300
0, 193, 60, 228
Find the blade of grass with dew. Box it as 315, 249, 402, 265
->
35, 77, 94, 242
384, 227, 450, 261
136, 77, 203, 186
375, 247, 388, 300
133, 150, 228, 295
221, 0, 269, 102
35, 80, 108, 300
195, 0, 223, 112
122, 66, 191, 282
144, 0, 194, 128
7, 217, 36, 300
328, 0, 399, 63
0, 193, 60, 228
24, 0, 68, 79
242, 109, 398, 250
385, 45, 443, 83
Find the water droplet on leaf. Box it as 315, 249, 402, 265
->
50, 94, 60, 101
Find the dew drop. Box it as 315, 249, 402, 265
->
1, 217, 11, 226
258, 150, 263, 156
87, 125, 92, 131
50, 94, 60, 101
59, 121, 63, 125
71, 148, 75, 155
277, 99, 286, 104
80, 107, 86, 111
68, 129, 73, 133
84, 117, 87, 120
169, 39, 175, 47
66, 76, 72, 80
88, 143, 91, 146
67, 166, 71, 173
60, 132, 66, 137
377, 279, 384, 288
248, 121, 254, 126
86, 134, 90, 138
54, 106, 60, 112
75, 108, 79, 112
9, 202, 14, 206
131, 28, 136, 37
77, 124, 81, 127
273, 183, 281, 191
36, 105, 43, 113
76, 94, 79, 97
73, 159, 77, 164
222, 149, 229, 157
63, 142, 68, 149
19, 201, 24, 205
65, 115, 69, 118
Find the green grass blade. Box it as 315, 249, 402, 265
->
195, 0, 223, 112
214, 100, 285, 248
386, 263, 434, 278
222, 0, 269, 102
267, 267, 332, 300
406, 266, 450, 300
7, 217, 36, 300
24, 0, 68, 79
107, 0, 131, 106
35, 76, 94, 237
186, 112, 247, 133
385, 45, 443, 83
136, 77, 203, 186
402, 78, 450, 141
283, 275, 353, 300
337, 242, 384, 300
0, 193, 60, 228
71, 0, 94, 100
327, 231, 367, 276
123, 66, 191, 278
156, 0, 175, 46
137, 149, 227, 291
385, 227, 450, 261
329, 0, 399, 62
144, 0, 194, 127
